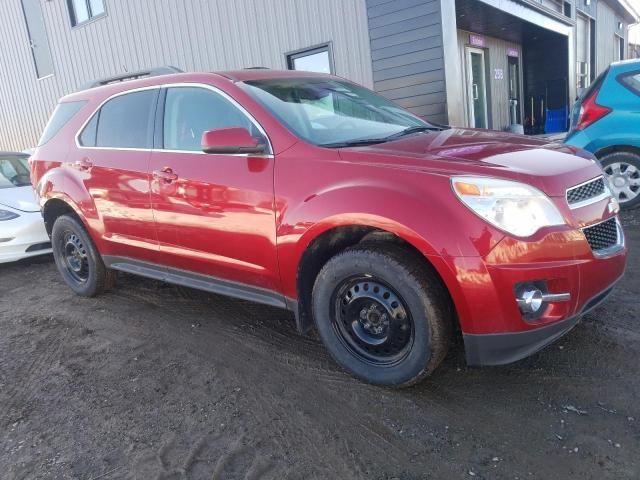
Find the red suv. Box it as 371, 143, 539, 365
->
31, 69, 626, 387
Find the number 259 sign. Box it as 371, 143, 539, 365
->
494, 68, 504, 80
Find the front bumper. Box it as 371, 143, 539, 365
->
0, 210, 52, 264
438, 215, 627, 366
463, 280, 617, 366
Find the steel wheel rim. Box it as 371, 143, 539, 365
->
604, 161, 640, 203
62, 231, 89, 283
331, 276, 414, 366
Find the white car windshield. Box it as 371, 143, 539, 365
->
240, 78, 441, 147
0, 155, 31, 189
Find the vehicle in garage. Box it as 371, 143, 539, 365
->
0, 152, 52, 263
31, 69, 626, 387
565, 59, 640, 209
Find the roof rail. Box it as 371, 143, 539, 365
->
244, 66, 270, 70
80, 66, 183, 90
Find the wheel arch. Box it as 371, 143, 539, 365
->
594, 144, 640, 160
292, 218, 458, 335
42, 196, 88, 237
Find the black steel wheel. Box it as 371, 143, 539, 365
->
332, 277, 414, 366
61, 231, 90, 284
51, 214, 115, 297
313, 245, 452, 387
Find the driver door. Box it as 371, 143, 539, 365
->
149, 85, 280, 291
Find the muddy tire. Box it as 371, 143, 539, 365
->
51, 215, 115, 297
600, 151, 640, 210
312, 245, 452, 388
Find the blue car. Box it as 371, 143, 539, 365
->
565, 59, 640, 209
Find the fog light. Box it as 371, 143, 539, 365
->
517, 288, 544, 314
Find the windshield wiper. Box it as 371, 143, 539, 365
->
319, 125, 443, 149
319, 138, 389, 148
382, 125, 441, 141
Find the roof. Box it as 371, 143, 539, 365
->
216, 69, 336, 82
62, 69, 338, 103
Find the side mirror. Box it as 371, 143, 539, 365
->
201, 127, 267, 155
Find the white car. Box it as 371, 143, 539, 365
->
0, 152, 52, 263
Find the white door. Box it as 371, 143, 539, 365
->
466, 47, 489, 129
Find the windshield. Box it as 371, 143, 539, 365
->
0, 155, 31, 189
240, 78, 435, 147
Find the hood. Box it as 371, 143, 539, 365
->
0, 185, 40, 212
338, 128, 602, 197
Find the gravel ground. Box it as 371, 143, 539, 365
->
1, 211, 638, 480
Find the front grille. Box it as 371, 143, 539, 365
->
583, 218, 618, 252
567, 177, 606, 206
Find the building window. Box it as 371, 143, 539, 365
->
286, 44, 333, 74
68, 0, 106, 27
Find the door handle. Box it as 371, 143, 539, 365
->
473, 84, 479, 100
153, 167, 178, 183
74, 158, 93, 170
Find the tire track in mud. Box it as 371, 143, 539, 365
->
0, 316, 73, 428
108, 276, 461, 479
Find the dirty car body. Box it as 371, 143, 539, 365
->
30, 70, 626, 386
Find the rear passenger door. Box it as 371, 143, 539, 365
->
148, 85, 279, 291
74, 87, 160, 264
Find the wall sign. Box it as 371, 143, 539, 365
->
469, 34, 486, 48
494, 68, 504, 80
507, 48, 519, 58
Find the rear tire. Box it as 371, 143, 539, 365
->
600, 151, 640, 210
51, 215, 115, 297
312, 245, 452, 388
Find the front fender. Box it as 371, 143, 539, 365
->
275, 180, 504, 300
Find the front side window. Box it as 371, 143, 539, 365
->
287, 45, 333, 74
68, 0, 105, 26
0, 155, 30, 189
163, 87, 266, 152
240, 78, 432, 147
39, 101, 86, 146
95, 89, 157, 149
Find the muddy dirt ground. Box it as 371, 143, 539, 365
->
1, 212, 639, 480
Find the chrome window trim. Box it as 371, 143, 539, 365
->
565, 175, 610, 210
74, 85, 161, 150
74, 82, 274, 156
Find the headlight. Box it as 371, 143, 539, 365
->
0, 209, 20, 221
451, 177, 565, 237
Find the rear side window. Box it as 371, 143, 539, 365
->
619, 71, 640, 96
95, 89, 158, 149
39, 101, 86, 146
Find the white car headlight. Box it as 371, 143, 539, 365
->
0, 209, 20, 221
451, 177, 566, 237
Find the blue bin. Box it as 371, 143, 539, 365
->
544, 107, 568, 134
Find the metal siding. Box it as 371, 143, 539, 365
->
366, 0, 448, 124
0, 0, 374, 151
596, 0, 628, 74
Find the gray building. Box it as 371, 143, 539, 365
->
0, 0, 638, 151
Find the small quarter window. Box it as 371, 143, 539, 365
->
39, 101, 86, 146
68, 0, 105, 27
96, 89, 158, 149
287, 45, 333, 74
